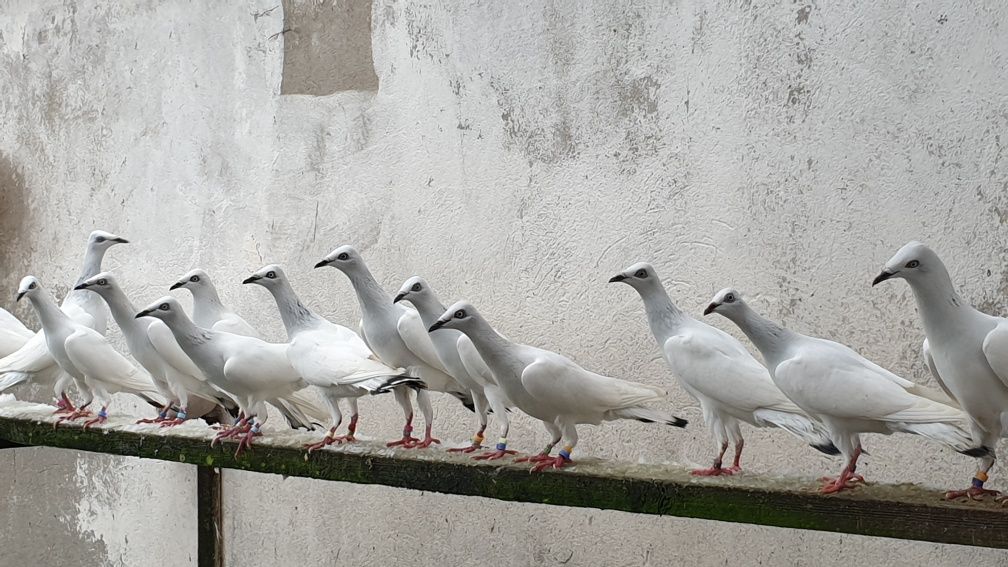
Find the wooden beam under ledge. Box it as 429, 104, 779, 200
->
0, 400, 1005, 549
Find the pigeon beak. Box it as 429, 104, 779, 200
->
872, 270, 896, 286
242, 276, 260, 285
15, 291, 25, 302
135, 308, 153, 319
169, 281, 184, 291
702, 302, 718, 316
428, 320, 446, 332
314, 259, 330, 269
112, 237, 129, 244
393, 293, 406, 304
608, 274, 627, 283
73, 283, 89, 291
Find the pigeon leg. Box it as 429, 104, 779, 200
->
387, 388, 421, 447
530, 422, 577, 472
56, 405, 93, 427
53, 393, 75, 414
411, 390, 441, 449
234, 421, 261, 458
725, 436, 744, 474
330, 413, 358, 444
515, 422, 561, 463
159, 408, 189, 427
945, 458, 1001, 501
692, 441, 731, 476
212, 417, 249, 447
137, 406, 171, 424
820, 447, 865, 493
449, 425, 486, 453
305, 426, 340, 453
82, 407, 109, 429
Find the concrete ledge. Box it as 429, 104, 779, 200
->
0, 406, 1006, 549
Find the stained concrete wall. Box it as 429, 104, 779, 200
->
1, 1, 1007, 565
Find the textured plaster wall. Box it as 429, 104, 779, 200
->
0, 1, 1007, 565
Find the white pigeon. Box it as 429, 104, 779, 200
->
75, 272, 237, 426
610, 263, 838, 475
0, 230, 129, 411
874, 241, 1008, 500
0, 308, 32, 357
137, 296, 327, 455
243, 264, 423, 451
429, 301, 688, 472
704, 287, 985, 493
315, 246, 473, 449
394, 276, 516, 459
170, 269, 260, 337
16, 276, 163, 427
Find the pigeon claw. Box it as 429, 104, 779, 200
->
471, 449, 517, 461
304, 436, 336, 454
386, 435, 421, 448
944, 487, 1002, 502
514, 453, 555, 464
447, 444, 482, 454
530, 455, 572, 473
411, 434, 441, 449
82, 415, 108, 429
691, 466, 733, 477
159, 418, 187, 428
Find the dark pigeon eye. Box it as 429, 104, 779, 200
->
725, 293, 735, 303
905, 260, 920, 269
28, 282, 37, 290
266, 271, 276, 279
634, 269, 648, 278
337, 252, 349, 261
95, 236, 106, 243
190, 275, 200, 283
159, 303, 170, 311
411, 282, 422, 292
97, 279, 107, 286
454, 309, 466, 319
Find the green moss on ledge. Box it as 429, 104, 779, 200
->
1, 414, 1006, 548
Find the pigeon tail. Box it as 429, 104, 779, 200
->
606, 406, 687, 427
752, 409, 840, 455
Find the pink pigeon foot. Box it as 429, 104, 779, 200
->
514, 453, 555, 464
472, 449, 517, 461
531, 455, 573, 473
691, 466, 733, 477
945, 486, 1002, 501
411, 425, 440, 449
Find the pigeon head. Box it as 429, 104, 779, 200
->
608, 262, 658, 291
15, 276, 42, 302
75, 271, 118, 293
136, 296, 184, 322
171, 269, 212, 292
873, 241, 939, 286
429, 300, 478, 333
704, 287, 743, 317
394, 276, 432, 305
243, 264, 287, 288
314, 245, 360, 272
88, 230, 129, 250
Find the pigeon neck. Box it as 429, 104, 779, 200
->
163, 313, 208, 350
76, 245, 108, 286
464, 317, 515, 368
192, 286, 227, 323
347, 266, 393, 316
905, 266, 972, 333
99, 286, 141, 334
637, 283, 688, 338
725, 303, 794, 366
27, 292, 71, 335
266, 281, 322, 338
407, 294, 447, 328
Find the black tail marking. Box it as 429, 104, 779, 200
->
959, 445, 992, 458
811, 441, 841, 456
